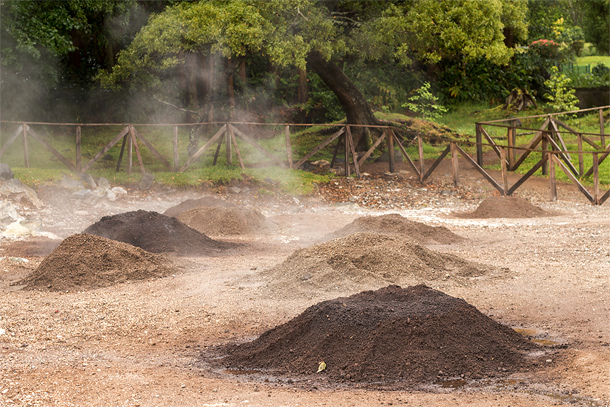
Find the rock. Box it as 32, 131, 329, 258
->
139, 173, 155, 190
311, 159, 330, 169
111, 186, 127, 196
88, 187, 108, 203
60, 175, 85, 190
0, 201, 21, 227
80, 173, 97, 189
229, 186, 242, 194
0, 163, 14, 180
106, 190, 117, 202
0, 179, 43, 208
73, 189, 92, 199
2, 221, 33, 237
97, 177, 110, 189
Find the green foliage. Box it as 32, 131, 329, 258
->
404, 82, 447, 120
564, 62, 610, 88
581, 0, 610, 55
361, 0, 526, 67
544, 66, 579, 112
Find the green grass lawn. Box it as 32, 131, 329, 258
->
576, 56, 610, 67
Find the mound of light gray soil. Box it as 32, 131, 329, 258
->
83, 210, 229, 256
261, 232, 501, 295
221, 285, 544, 387
18, 233, 176, 291
163, 197, 236, 218
327, 213, 462, 244
456, 196, 554, 219
176, 206, 273, 236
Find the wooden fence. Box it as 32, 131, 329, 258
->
476, 105, 610, 204
0, 105, 609, 204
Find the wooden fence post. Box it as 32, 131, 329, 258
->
507, 121, 516, 169
476, 123, 483, 166
115, 134, 127, 172
225, 123, 232, 165
577, 133, 584, 176
22, 123, 29, 168
418, 135, 425, 182
593, 152, 599, 204
127, 127, 133, 175
549, 153, 557, 202
600, 108, 605, 148
76, 126, 82, 173
344, 126, 350, 177
450, 142, 459, 187
500, 147, 508, 196
541, 132, 548, 176
285, 125, 293, 169
388, 127, 395, 173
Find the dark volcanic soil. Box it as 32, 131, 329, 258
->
17, 233, 177, 291
83, 210, 229, 256
221, 285, 546, 387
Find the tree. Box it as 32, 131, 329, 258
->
100, 0, 527, 131
0, 0, 168, 121
581, 0, 610, 54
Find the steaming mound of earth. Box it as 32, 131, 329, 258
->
262, 232, 500, 295
163, 197, 236, 218
83, 210, 229, 256
18, 233, 176, 291
176, 206, 273, 236
327, 213, 462, 244
222, 285, 542, 386
456, 196, 554, 219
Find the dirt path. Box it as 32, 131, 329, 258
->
0, 168, 609, 406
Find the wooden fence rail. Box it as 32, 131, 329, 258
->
1, 106, 609, 204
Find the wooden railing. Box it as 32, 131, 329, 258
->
1, 106, 609, 204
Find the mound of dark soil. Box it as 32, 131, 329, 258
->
222, 285, 542, 386
83, 210, 228, 256
163, 197, 236, 218
177, 206, 273, 236
456, 196, 553, 219
18, 233, 176, 291
327, 213, 462, 244
262, 233, 499, 294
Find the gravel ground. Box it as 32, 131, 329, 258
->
0, 161, 609, 407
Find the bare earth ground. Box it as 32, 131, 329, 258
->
1, 160, 609, 407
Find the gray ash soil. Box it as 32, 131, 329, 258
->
260, 232, 503, 296
220, 285, 547, 388
176, 206, 274, 236
163, 196, 236, 218
83, 210, 231, 256
17, 233, 177, 291
326, 213, 463, 244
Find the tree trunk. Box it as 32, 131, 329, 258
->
183, 52, 199, 123
297, 67, 308, 104
307, 52, 379, 126
307, 52, 380, 148
225, 58, 236, 119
